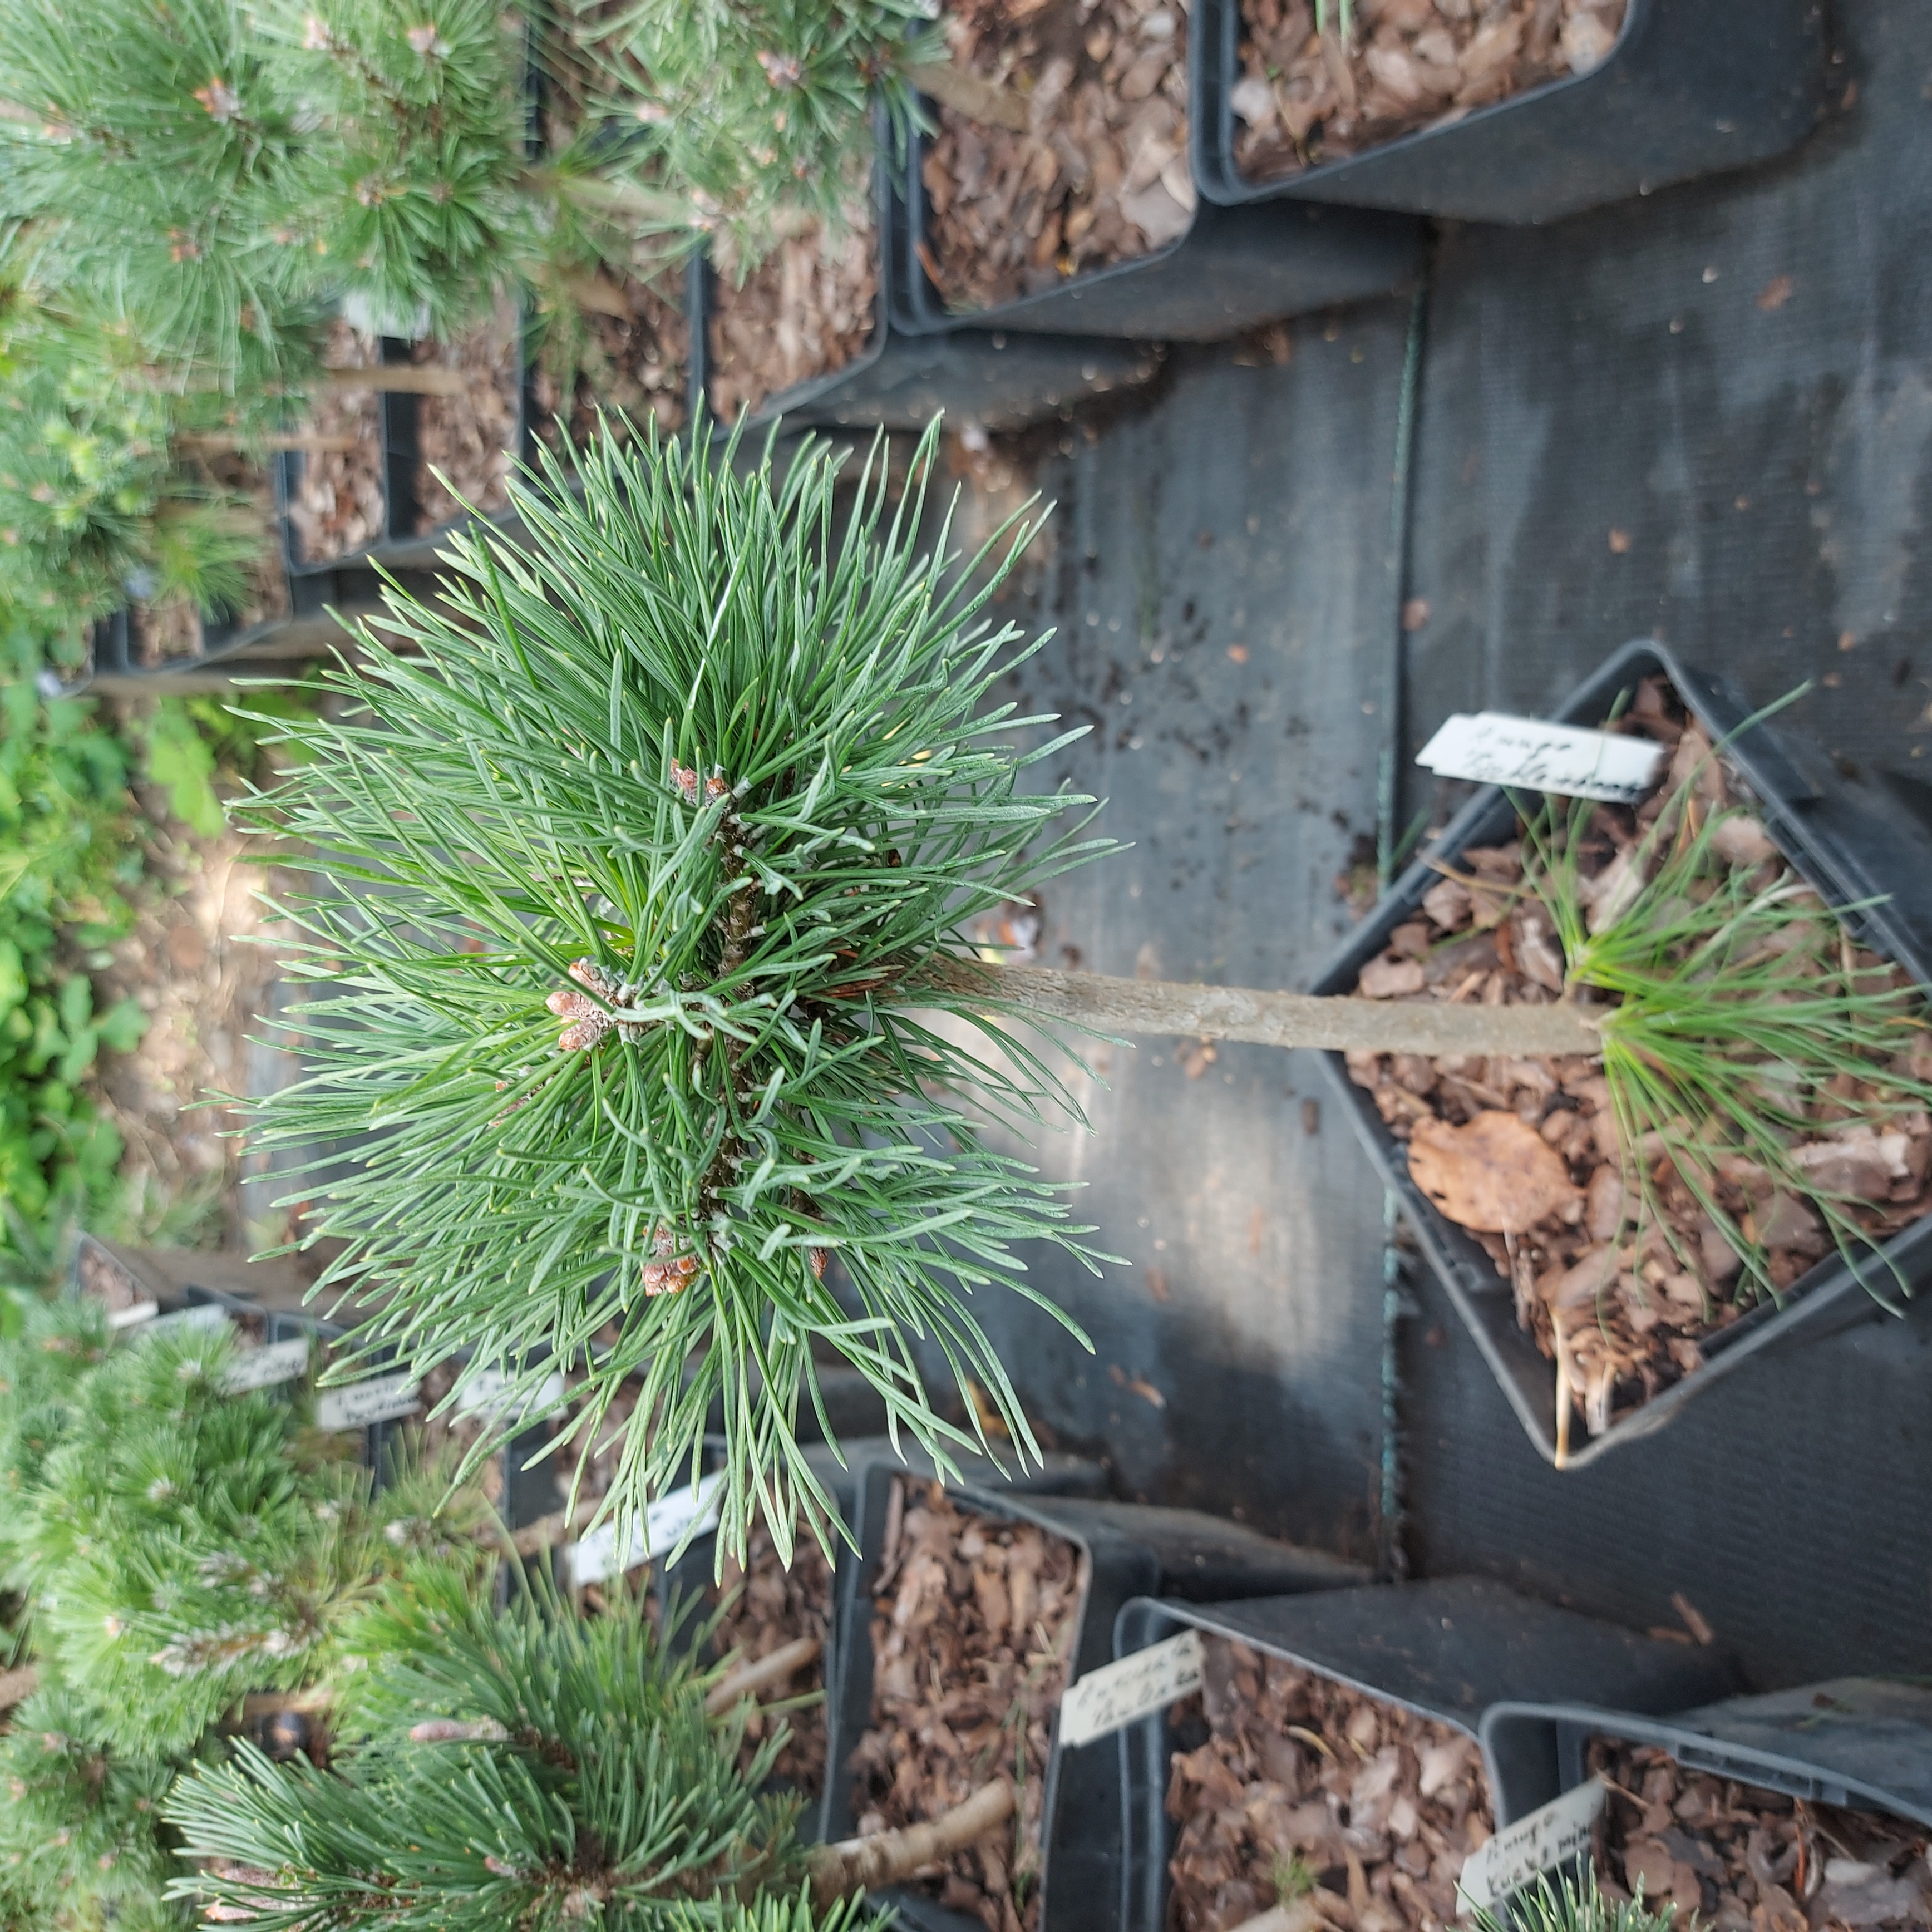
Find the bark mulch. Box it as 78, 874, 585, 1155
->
287, 318, 386, 564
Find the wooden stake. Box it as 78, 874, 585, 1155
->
808, 1778, 1016, 1907
178, 432, 361, 455
929, 959, 1604, 1059
704, 1634, 821, 1714
317, 365, 470, 398
905, 61, 1032, 132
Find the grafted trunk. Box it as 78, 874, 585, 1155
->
934, 959, 1604, 1059
807, 1778, 1017, 1908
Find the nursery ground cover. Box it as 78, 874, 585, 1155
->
895, 0, 1932, 1690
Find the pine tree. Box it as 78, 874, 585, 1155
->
4, 1304, 499, 1757
0, 293, 274, 629
576, 0, 942, 266
238, 417, 1115, 1573
0, 1683, 190, 1932
166, 1573, 1014, 1931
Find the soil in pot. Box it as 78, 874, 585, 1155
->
921, 0, 1195, 314
76, 1241, 145, 1314
707, 210, 878, 423
287, 318, 386, 564
709, 1521, 834, 1796
412, 299, 521, 535
847, 1477, 1087, 1932
531, 267, 691, 452
1231, 0, 1628, 188
1584, 1736, 1932, 1932
1343, 674, 1932, 1443
1164, 1635, 1494, 1932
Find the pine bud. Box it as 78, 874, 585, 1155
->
408, 1717, 509, 1743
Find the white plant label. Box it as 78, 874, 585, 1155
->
105, 1299, 160, 1330
316, 1373, 421, 1431
456, 1367, 566, 1425
1456, 1778, 1607, 1912
221, 1338, 311, 1395
565, 1473, 726, 1589
146, 1304, 232, 1338
1056, 1630, 1205, 1749
1416, 713, 1667, 804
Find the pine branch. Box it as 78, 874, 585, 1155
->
807, 1778, 1015, 1907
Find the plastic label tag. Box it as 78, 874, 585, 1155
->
221, 1338, 311, 1395
565, 1473, 726, 1588
456, 1367, 566, 1424
1057, 1630, 1205, 1748
1456, 1778, 1607, 1911
1416, 713, 1667, 803
146, 1304, 231, 1338
105, 1299, 161, 1330
316, 1372, 421, 1431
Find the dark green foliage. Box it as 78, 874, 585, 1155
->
6, 1312, 499, 1755
239, 420, 1113, 1571
167, 1579, 804, 1930
580, 0, 939, 265
0, 1685, 191, 1932
0, 640, 147, 1279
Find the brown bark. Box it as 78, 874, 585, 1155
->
808, 1778, 1017, 1908
704, 1634, 821, 1714
905, 61, 1032, 132
178, 432, 362, 455
236, 1685, 334, 1721
929, 959, 1603, 1059
0, 1663, 37, 1712
317, 366, 470, 398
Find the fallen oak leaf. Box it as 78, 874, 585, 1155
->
1407, 1110, 1583, 1234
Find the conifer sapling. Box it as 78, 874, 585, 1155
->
240, 415, 1932, 1576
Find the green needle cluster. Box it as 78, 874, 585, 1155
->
239, 418, 1115, 1571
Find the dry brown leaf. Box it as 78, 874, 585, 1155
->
1407, 1110, 1583, 1233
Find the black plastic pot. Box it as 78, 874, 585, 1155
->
822, 1462, 1372, 1932
1309, 636, 1932, 1470
886, 0, 1419, 341
1483, 1678, 1932, 1846
1192, 0, 1825, 224
1118, 1577, 1738, 1932
279, 320, 531, 576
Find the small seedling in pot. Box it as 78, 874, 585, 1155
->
1347, 676, 1932, 1451
239, 417, 1931, 1579
1471, 1869, 1678, 1932
166, 1573, 1024, 1929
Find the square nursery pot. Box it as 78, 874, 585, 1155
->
279, 317, 530, 577
822, 1462, 1371, 1932
1482, 1680, 1932, 1907
1192, 0, 1825, 223
1118, 1577, 1739, 1932
889, 1, 1421, 341
1310, 636, 1932, 1470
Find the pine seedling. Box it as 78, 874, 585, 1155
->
167, 1574, 1017, 1929
0, 1684, 191, 1932
166, 1578, 804, 1929
1471, 1864, 1678, 1932
577, 0, 940, 266
1521, 731, 1932, 1309
16, 1315, 499, 1755
237, 416, 1115, 1575
0, 1295, 110, 1579
0, 0, 323, 388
